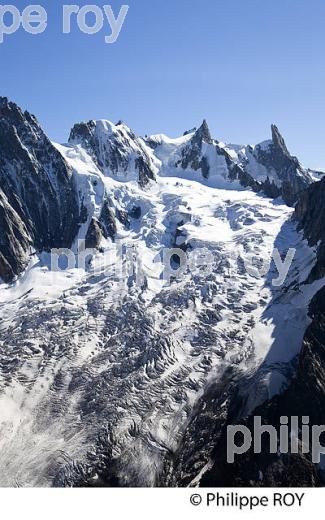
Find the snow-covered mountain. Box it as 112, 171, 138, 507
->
145, 120, 317, 205
69, 119, 158, 187
0, 98, 325, 487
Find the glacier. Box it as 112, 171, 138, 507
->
0, 99, 324, 486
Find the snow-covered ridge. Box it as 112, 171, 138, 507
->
67, 116, 316, 207
68, 118, 159, 187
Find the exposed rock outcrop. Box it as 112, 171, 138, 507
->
69, 119, 156, 187
146, 120, 313, 205
161, 285, 325, 487
242, 125, 313, 205
196, 287, 325, 487
0, 189, 30, 281
0, 97, 80, 281
176, 121, 216, 178
295, 176, 325, 280
85, 201, 118, 249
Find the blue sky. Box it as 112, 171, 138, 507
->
1, 0, 325, 169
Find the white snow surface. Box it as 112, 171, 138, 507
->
0, 142, 322, 487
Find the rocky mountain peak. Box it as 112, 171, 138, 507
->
243, 124, 314, 205
193, 119, 213, 145
271, 124, 290, 155
0, 98, 81, 281
0, 96, 13, 113
0, 96, 35, 130
0, 96, 10, 112
69, 118, 156, 186
69, 120, 96, 144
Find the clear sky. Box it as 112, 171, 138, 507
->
1, 0, 325, 169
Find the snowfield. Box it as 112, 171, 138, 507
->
0, 127, 323, 487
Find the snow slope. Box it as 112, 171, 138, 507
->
0, 139, 322, 486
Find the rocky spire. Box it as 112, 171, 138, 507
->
194, 119, 213, 144
271, 124, 290, 155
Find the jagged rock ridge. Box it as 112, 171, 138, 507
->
0, 97, 80, 281
69, 119, 157, 187
145, 120, 316, 205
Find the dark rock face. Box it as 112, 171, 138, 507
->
193, 119, 213, 145
244, 125, 313, 205
294, 176, 325, 280
85, 218, 103, 249
162, 367, 241, 487
217, 146, 261, 192
85, 201, 118, 249
0, 97, 80, 281
135, 155, 156, 187
0, 189, 30, 281
69, 120, 156, 187
178, 121, 224, 182
197, 287, 325, 487
176, 121, 214, 177
99, 200, 118, 240
183, 127, 197, 137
